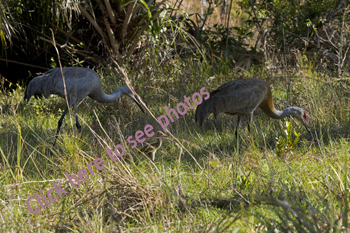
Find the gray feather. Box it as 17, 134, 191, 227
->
23, 67, 145, 146
195, 78, 313, 138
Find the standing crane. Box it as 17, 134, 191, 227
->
195, 78, 313, 139
24, 67, 145, 146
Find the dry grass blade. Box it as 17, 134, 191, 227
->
49, 29, 71, 131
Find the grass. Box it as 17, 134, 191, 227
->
1, 57, 350, 232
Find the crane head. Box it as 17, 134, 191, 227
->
291, 107, 313, 139
124, 86, 145, 114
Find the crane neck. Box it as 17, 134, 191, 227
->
94, 85, 128, 103
264, 107, 297, 119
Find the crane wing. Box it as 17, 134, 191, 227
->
24, 67, 101, 106
212, 82, 267, 115
195, 79, 269, 126
47, 67, 99, 100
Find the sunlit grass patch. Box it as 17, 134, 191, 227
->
1, 59, 350, 231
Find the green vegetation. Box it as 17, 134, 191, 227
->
1, 0, 350, 231
1, 59, 350, 231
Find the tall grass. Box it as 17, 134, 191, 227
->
0, 55, 350, 231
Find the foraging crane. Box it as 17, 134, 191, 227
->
24, 67, 145, 146
139, 131, 166, 161
195, 78, 313, 139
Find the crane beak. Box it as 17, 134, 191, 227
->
130, 94, 145, 114
303, 122, 313, 139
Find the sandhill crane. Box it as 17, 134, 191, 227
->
139, 131, 166, 161
24, 67, 145, 146
195, 78, 313, 139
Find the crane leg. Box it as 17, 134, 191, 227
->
235, 116, 241, 139
247, 113, 254, 147
54, 106, 68, 147
73, 102, 81, 133
247, 113, 253, 134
